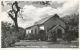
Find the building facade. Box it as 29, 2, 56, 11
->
26, 14, 66, 40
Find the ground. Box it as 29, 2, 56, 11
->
12, 40, 79, 48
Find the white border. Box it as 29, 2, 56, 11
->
0, 0, 79, 50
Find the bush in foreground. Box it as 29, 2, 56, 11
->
1, 22, 26, 48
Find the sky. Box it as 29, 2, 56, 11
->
0, 0, 79, 28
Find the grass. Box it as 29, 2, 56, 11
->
13, 40, 79, 48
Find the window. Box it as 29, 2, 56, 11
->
40, 25, 44, 30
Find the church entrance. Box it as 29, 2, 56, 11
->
57, 29, 62, 38
38, 30, 46, 41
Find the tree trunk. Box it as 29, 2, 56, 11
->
14, 12, 18, 31
8, 1, 20, 32
14, 11, 19, 31
14, 20, 18, 31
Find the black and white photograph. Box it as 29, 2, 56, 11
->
0, 0, 79, 48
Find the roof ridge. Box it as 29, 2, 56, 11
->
34, 14, 58, 25
47, 25, 59, 33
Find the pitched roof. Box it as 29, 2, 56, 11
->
34, 14, 59, 25
26, 25, 34, 29
26, 14, 65, 29
47, 24, 65, 33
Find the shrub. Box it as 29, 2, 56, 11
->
63, 30, 78, 42
1, 22, 26, 48
26, 33, 35, 40
17, 27, 26, 40
1, 31, 19, 48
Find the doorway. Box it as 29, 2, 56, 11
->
57, 29, 62, 38
38, 30, 46, 41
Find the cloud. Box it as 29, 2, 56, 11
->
20, 0, 79, 28
56, 0, 79, 16
19, 5, 57, 28
1, 11, 13, 23
1, 0, 79, 28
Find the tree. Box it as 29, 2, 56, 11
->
1, 22, 26, 48
8, 1, 20, 31
40, 1, 50, 6
61, 13, 79, 41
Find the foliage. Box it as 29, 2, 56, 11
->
39, 1, 50, 5
63, 30, 78, 42
62, 14, 79, 41
1, 22, 26, 48
25, 33, 35, 40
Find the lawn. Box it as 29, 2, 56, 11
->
13, 40, 79, 48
